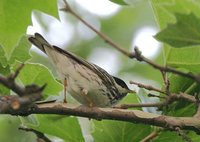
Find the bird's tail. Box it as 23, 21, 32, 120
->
28, 33, 51, 53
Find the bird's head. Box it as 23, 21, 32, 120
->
113, 76, 135, 95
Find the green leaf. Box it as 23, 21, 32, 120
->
0, 0, 58, 55
188, 131, 200, 142
155, 13, 200, 48
151, 0, 200, 29
0, 65, 10, 95
14, 63, 63, 97
168, 70, 200, 93
153, 130, 183, 142
92, 120, 151, 142
0, 116, 35, 142
0, 46, 7, 67
109, 0, 128, 5
151, 0, 200, 60
163, 72, 198, 117
9, 35, 32, 64
167, 46, 200, 73
120, 90, 138, 104
29, 115, 84, 142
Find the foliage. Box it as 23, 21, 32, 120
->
0, 0, 58, 55
0, 0, 200, 141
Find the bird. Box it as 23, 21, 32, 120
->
28, 33, 133, 107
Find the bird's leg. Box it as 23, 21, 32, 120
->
81, 88, 94, 107
64, 77, 67, 103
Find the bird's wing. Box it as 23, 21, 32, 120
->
28, 33, 116, 87
28, 33, 49, 53
29, 33, 93, 68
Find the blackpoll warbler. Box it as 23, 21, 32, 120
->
29, 33, 133, 107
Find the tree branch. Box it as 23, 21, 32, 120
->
114, 92, 196, 109
0, 64, 45, 96
132, 47, 200, 83
1, 102, 200, 134
0, 93, 41, 114
60, 0, 200, 84
0, 64, 199, 135
60, 0, 132, 57
114, 103, 163, 109
0, 64, 45, 113
130, 80, 165, 94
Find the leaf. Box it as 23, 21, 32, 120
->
163, 72, 198, 117
92, 120, 151, 142
0, 0, 58, 55
168, 69, 200, 93
167, 46, 200, 73
0, 116, 35, 142
188, 131, 200, 142
137, 89, 161, 114
153, 130, 183, 142
0, 65, 10, 95
0, 46, 7, 67
29, 115, 84, 142
151, 0, 200, 29
109, 0, 128, 5
151, 0, 200, 60
9, 35, 32, 64
14, 63, 63, 97
119, 90, 138, 104
155, 13, 200, 47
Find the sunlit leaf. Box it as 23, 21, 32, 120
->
30, 115, 84, 142
0, 0, 58, 55
0, 65, 10, 95
9, 35, 32, 64
0, 116, 35, 142
153, 130, 183, 142
155, 13, 200, 48
14, 63, 63, 98
0, 46, 7, 67
167, 46, 200, 73
92, 120, 151, 142
151, 0, 200, 59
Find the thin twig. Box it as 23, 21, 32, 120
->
177, 92, 196, 103
148, 93, 166, 99
130, 80, 165, 94
161, 72, 170, 96
0, 64, 44, 113
175, 127, 193, 142
8, 63, 24, 80
0, 73, 45, 97
0, 64, 46, 96
141, 131, 160, 142
19, 127, 52, 142
194, 104, 200, 118
61, 0, 200, 84
0, 74, 25, 96
61, 0, 133, 57
115, 92, 197, 109
114, 103, 163, 109
133, 47, 200, 83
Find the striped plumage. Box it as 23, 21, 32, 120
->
29, 33, 131, 107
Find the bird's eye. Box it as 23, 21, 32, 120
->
113, 76, 129, 89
